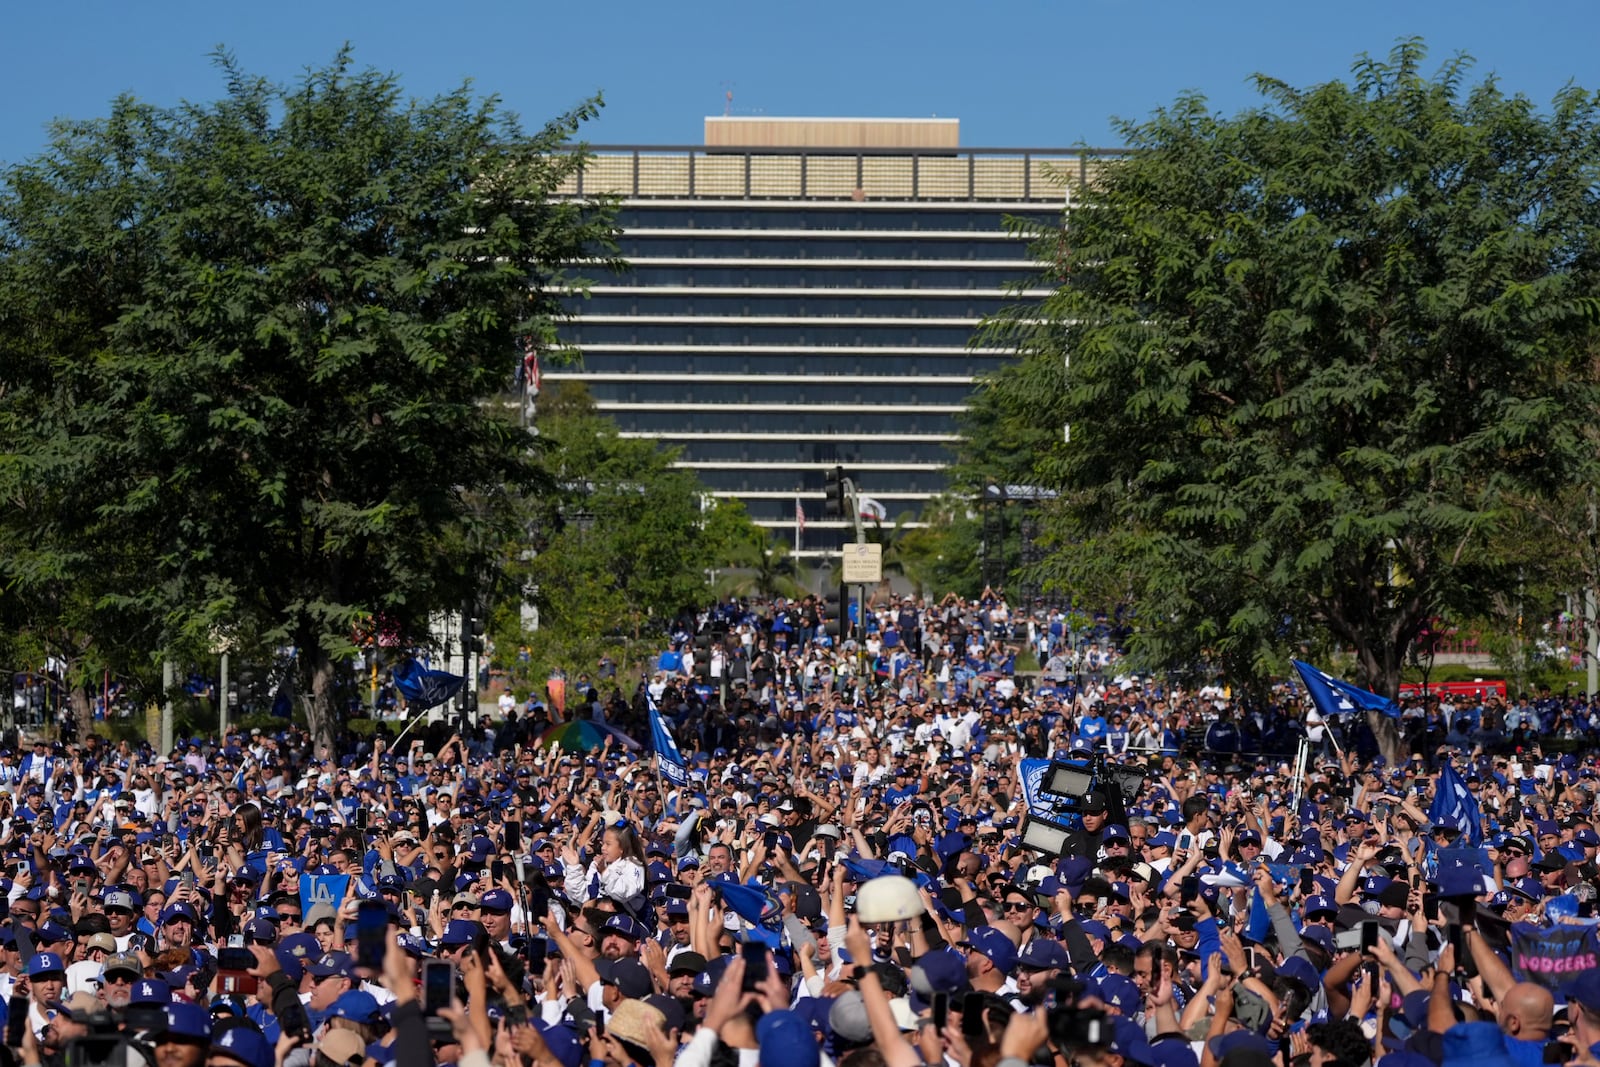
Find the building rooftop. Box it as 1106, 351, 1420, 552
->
703, 116, 961, 150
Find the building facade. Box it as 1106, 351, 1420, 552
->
548, 118, 1108, 555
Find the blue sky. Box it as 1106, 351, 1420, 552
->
3, 1, 1597, 164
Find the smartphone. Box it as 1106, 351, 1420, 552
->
1177, 832, 1194, 852
7, 994, 27, 1049
357, 808, 369, 832
504, 821, 521, 853
931, 992, 949, 1031
592, 1013, 605, 1038
665, 883, 692, 901
741, 941, 769, 993
764, 830, 778, 850
1448, 923, 1464, 969
217, 947, 255, 972
279, 999, 312, 1041
422, 959, 455, 1015
1180, 876, 1199, 904
1360, 921, 1379, 953
960, 992, 987, 1042
355, 898, 387, 972
1424, 894, 1440, 922
1300, 868, 1315, 896
1545, 1042, 1577, 1064
492, 860, 508, 882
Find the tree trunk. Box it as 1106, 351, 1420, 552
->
300, 645, 339, 761
69, 685, 92, 742
1358, 639, 1407, 767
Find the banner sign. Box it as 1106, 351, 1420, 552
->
1511, 921, 1600, 989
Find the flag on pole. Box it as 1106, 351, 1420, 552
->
1290, 660, 1400, 720
795, 498, 805, 550
858, 496, 888, 522
648, 694, 690, 788
1429, 762, 1484, 846
522, 336, 541, 397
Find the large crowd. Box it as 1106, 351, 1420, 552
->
3, 592, 1600, 1067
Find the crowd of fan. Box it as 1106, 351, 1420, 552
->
4, 605, 1600, 1067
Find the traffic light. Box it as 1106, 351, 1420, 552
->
822, 592, 843, 638
823, 465, 847, 519
464, 608, 485, 653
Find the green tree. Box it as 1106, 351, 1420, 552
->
506, 383, 760, 674
0, 50, 619, 754
980, 41, 1600, 747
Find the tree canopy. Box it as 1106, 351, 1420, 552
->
977, 40, 1600, 703
0, 50, 619, 751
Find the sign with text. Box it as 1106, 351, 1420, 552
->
841, 542, 883, 584
1511, 920, 1600, 989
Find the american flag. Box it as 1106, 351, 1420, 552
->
522, 336, 541, 397
795, 497, 806, 549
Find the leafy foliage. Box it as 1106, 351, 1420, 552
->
493, 383, 765, 683
979, 40, 1600, 699
0, 50, 619, 749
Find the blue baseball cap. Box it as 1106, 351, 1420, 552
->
27, 951, 66, 977
1015, 939, 1070, 972
130, 978, 172, 1005
306, 951, 353, 979
480, 889, 514, 912
211, 1024, 272, 1067
958, 926, 1017, 974
329, 989, 381, 1023
439, 920, 483, 947
154, 1001, 212, 1041
601, 914, 648, 942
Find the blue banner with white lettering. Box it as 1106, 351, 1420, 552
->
1019, 759, 1055, 819
299, 874, 351, 914
648, 696, 690, 788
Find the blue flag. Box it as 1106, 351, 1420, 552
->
1018, 758, 1058, 820
712, 877, 787, 951
647, 696, 690, 788
1429, 763, 1484, 846
393, 660, 464, 711
298, 874, 351, 914
1291, 660, 1399, 720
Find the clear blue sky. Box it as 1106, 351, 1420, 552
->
3, 0, 1597, 164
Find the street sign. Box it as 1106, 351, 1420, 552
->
842, 542, 883, 584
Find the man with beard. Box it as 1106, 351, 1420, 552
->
959, 926, 1017, 997
98, 953, 143, 1012
1014, 939, 1068, 1007
598, 914, 647, 961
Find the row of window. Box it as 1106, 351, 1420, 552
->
563, 323, 998, 347
692, 467, 949, 495
608, 409, 962, 435
574, 292, 1038, 318
616, 236, 1031, 261
571, 353, 1006, 376
617, 207, 1057, 233
659, 438, 956, 465
586, 265, 1041, 288
556, 379, 977, 405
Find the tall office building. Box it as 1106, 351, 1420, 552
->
549, 118, 1103, 554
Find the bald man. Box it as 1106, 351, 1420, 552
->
1466, 927, 1555, 1067
1499, 982, 1554, 1067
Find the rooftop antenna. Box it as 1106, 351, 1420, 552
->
720, 82, 735, 116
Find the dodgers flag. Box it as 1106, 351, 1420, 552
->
648, 695, 691, 788
1290, 660, 1400, 720
1019, 759, 1057, 820
299, 874, 351, 915
1428, 761, 1484, 847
